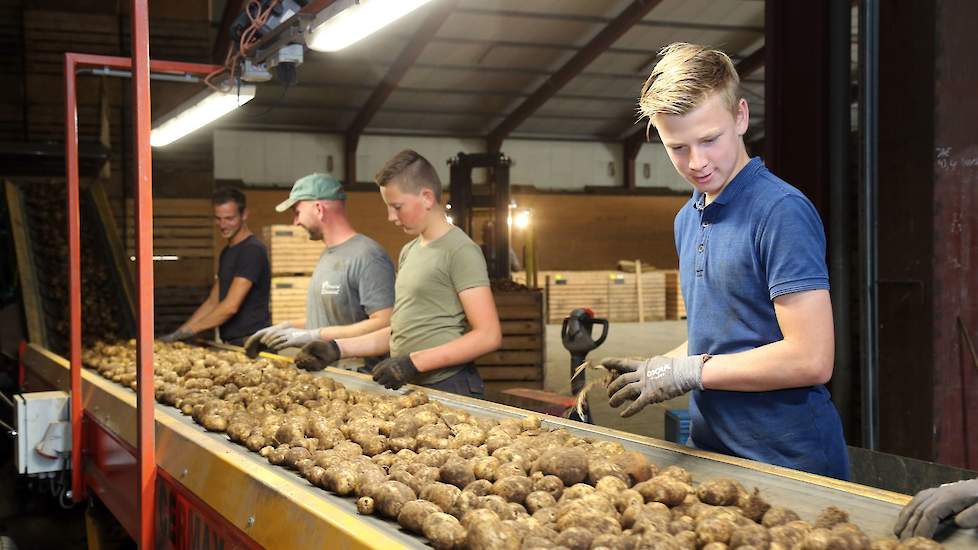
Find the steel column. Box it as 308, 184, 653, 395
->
858, 0, 880, 451
63, 53, 83, 503
129, 0, 155, 545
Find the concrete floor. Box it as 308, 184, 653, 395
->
543, 320, 689, 441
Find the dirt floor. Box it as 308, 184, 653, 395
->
543, 320, 689, 441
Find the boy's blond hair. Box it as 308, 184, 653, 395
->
638, 43, 741, 133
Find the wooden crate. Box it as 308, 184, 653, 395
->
261, 225, 325, 276
476, 289, 545, 387
663, 270, 687, 320
270, 276, 310, 325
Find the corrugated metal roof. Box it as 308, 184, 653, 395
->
228, 0, 765, 142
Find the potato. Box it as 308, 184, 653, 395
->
604, 490, 639, 517
815, 506, 850, 529
524, 491, 556, 514
463, 479, 493, 496
465, 517, 521, 550
421, 482, 462, 513
870, 538, 899, 550
322, 464, 359, 496
495, 462, 527, 480
422, 512, 467, 550
472, 456, 501, 481
738, 487, 771, 522
763, 506, 801, 528
674, 530, 697, 549
796, 527, 849, 550
697, 478, 744, 506
595, 476, 629, 496
670, 516, 695, 534
398, 499, 442, 534
703, 543, 729, 550
729, 523, 771, 549
634, 476, 691, 507
533, 475, 564, 501
440, 457, 477, 489
832, 523, 870, 550
555, 526, 593, 550
492, 476, 534, 504
696, 516, 736, 546
658, 465, 692, 483
372, 480, 416, 518
533, 447, 588, 486
480, 495, 516, 521
356, 496, 375, 515
769, 523, 809, 548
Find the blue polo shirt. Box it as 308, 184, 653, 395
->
675, 157, 849, 480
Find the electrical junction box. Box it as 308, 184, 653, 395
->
14, 391, 71, 475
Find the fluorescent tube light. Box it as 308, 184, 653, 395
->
306, 0, 434, 52
151, 84, 256, 147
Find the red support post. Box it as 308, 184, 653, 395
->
63, 53, 83, 503
63, 44, 220, 546
129, 0, 155, 546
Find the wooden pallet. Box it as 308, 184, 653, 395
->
270, 276, 310, 325
261, 225, 324, 276
155, 286, 210, 334
476, 289, 545, 390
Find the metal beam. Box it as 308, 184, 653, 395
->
292, 81, 638, 102
453, 7, 764, 33
486, 0, 663, 152
345, 0, 457, 184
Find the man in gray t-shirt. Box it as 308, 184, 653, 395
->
244, 173, 395, 358
306, 233, 394, 336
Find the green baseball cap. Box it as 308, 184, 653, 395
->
275, 173, 347, 212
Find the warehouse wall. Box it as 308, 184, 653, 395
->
224, 189, 687, 272
213, 130, 689, 192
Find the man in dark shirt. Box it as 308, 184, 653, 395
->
160, 187, 270, 345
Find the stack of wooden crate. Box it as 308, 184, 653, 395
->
261, 225, 324, 324
540, 270, 668, 324
478, 289, 546, 401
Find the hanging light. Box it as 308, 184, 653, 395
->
151, 84, 256, 147
306, 0, 435, 52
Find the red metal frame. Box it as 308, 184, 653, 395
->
63, 3, 221, 545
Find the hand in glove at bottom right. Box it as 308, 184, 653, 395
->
894, 478, 978, 539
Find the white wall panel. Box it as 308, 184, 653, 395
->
214, 130, 684, 192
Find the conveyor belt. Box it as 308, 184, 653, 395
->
21, 342, 978, 549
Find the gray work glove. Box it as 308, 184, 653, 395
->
160, 327, 194, 343
265, 327, 320, 352
602, 355, 706, 418
295, 340, 341, 371
895, 478, 978, 539
244, 322, 291, 358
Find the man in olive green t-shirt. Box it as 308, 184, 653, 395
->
391, 223, 490, 386
293, 150, 502, 398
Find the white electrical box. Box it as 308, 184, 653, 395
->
14, 391, 71, 475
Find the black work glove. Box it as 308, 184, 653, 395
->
160, 327, 194, 343
371, 356, 419, 390
602, 355, 705, 418
295, 340, 341, 371
895, 478, 978, 539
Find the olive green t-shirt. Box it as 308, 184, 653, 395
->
390, 225, 490, 385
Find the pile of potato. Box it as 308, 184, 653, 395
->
81, 341, 943, 550
24, 185, 122, 350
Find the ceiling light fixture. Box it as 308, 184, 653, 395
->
150, 84, 256, 147
306, 0, 434, 52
